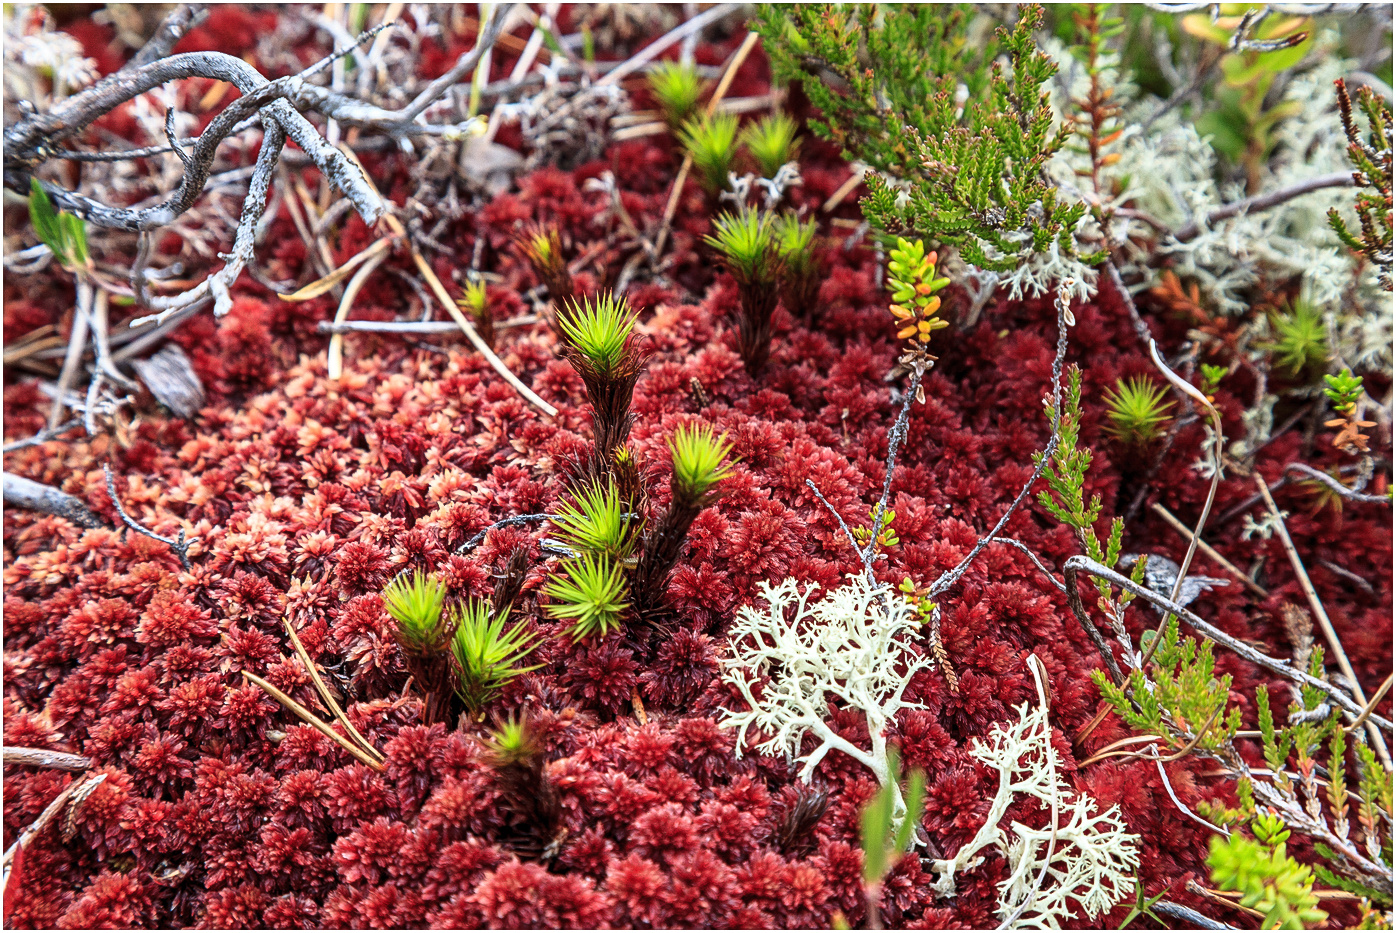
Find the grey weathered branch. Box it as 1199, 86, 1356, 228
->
2, 472, 104, 529
2, 746, 92, 771
1061, 554, 1394, 732
1172, 172, 1356, 242
103, 464, 194, 568
125, 4, 209, 71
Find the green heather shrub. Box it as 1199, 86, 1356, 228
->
755, 4, 1103, 280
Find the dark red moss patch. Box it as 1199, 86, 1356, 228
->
4, 11, 1390, 931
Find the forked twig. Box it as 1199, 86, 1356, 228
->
103, 464, 194, 569
243, 671, 384, 771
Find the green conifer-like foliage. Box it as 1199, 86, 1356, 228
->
754, 4, 1104, 273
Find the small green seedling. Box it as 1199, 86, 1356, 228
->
1267, 302, 1329, 376
1199, 363, 1228, 401
775, 214, 821, 317
557, 294, 640, 375
741, 112, 801, 177
382, 570, 449, 655
668, 423, 735, 506
1103, 376, 1174, 446
679, 111, 741, 195
29, 178, 91, 273
551, 479, 638, 562
861, 749, 926, 900
853, 505, 899, 550
648, 60, 706, 130
449, 597, 543, 716
544, 552, 629, 641
1323, 369, 1364, 414
457, 279, 492, 346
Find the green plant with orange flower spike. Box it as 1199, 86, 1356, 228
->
886, 237, 951, 364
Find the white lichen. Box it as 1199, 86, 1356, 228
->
718, 575, 932, 813
928, 700, 1140, 929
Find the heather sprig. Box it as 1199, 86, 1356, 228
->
648, 60, 705, 130
758, 5, 1104, 276
1199, 363, 1228, 402
1324, 369, 1364, 414
1328, 79, 1392, 290
1207, 814, 1328, 929
1103, 376, 1174, 447
705, 209, 782, 373
679, 111, 741, 195
544, 552, 629, 641
741, 112, 801, 178
1322, 370, 1376, 453
449, 597, 542, 716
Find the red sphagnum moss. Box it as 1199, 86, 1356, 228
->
3, 8, 1390, 931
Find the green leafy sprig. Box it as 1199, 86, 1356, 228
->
449, 597, 543, 715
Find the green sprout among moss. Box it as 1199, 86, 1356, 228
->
705, 209, 780, 283
556, 293, 639, 374
648, 60, 706, 130
544, 552, 629, 641
679, 111, 741, 195
741, 112, 801, 178
1268, 302, 1330, 376
382, 570, 449, 655
1199, 363, 1228, 402
551, 479, 638, 562
853, 506, 899, 550
669, 422, 735, 506
29, 178, 91, 273
457, 279, 493, 347
1324, 369, 1364, 414
1207, 811, 1327, 929
1103, 376, 1174, 447
482, 711, 540, 766
775, 213, 821, 317
449, 597, 543, 716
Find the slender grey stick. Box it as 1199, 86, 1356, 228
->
1283, 462, 1391, 503
1062, 555, 1393, 730
1173, 172, 1355, 242
3, 419, 83, 453
103, 464, 193, 568
2, 472, 104, 529
929, 285, 1071, 599
804, 479, 867, 567
457, 513, 556, 554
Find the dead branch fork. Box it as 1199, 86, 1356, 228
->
3, 4, 515, 326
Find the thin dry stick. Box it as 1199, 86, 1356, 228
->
104, 464, 193, 569
335, 144, 559, 417
243, 671, 384, 771
49, 277, 93, 429
1346, 674, 1394, 736
1150, 502, 1268, 598
0, 773, 106, 883
281, 616, 384, 763
1254, 473, 1392, 768
1154, 747, 1232, 838
651, 31, 762, 262
2, 746, 92, 771
280, 234, 396, 301
326, 249, 389, 379
595, 3, 742, 88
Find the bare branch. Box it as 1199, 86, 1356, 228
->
2, 472, 104, 529
2, 746, 92, 771
103, 464, 194, 568
1173, 172, 1356, 243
